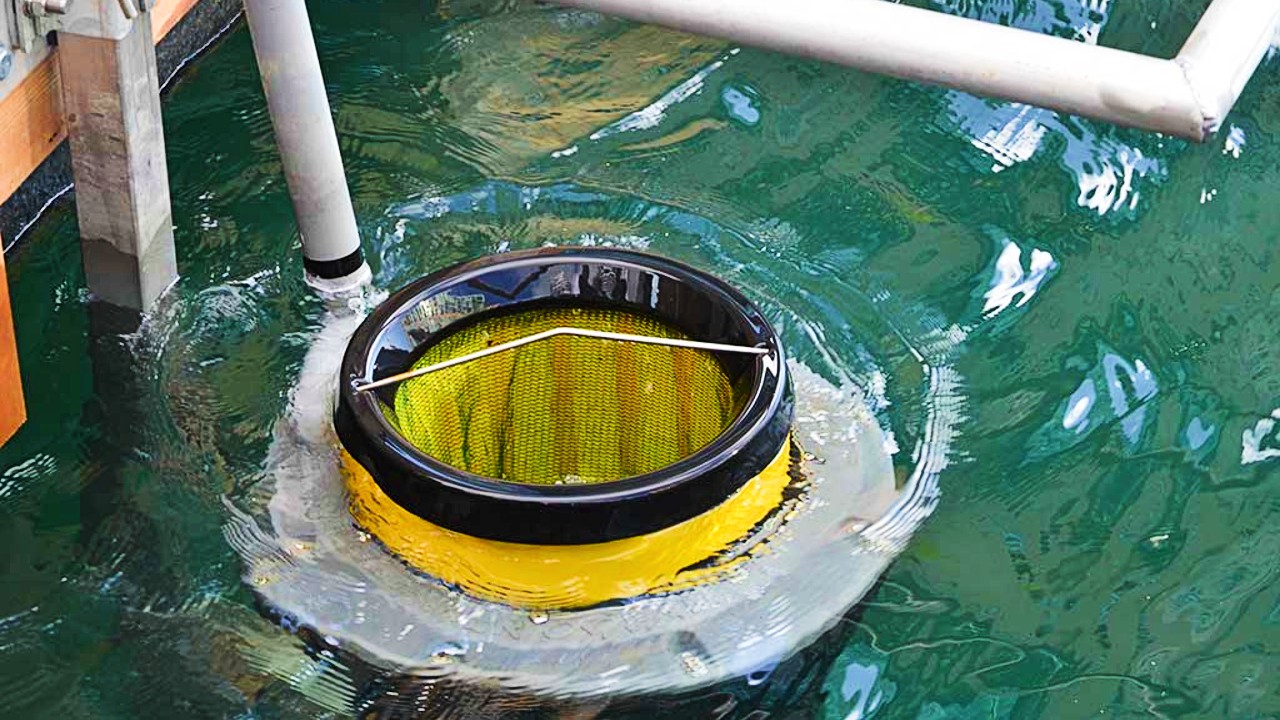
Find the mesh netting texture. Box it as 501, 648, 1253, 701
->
391, 307, 740, 485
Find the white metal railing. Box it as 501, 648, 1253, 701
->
553, 0, 1280, 141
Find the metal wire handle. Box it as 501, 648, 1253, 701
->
354, 327, 770, 392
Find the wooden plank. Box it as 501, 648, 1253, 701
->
0, 236, 26, 447
0, 58, 66, 206
153, 0, 204, 41
0, 0, 203, 207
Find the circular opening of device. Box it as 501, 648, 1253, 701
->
335, 247, 791, 545
397, 305, 747, 485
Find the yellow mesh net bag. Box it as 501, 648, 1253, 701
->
391, 307, 739, 485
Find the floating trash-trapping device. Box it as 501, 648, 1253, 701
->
336, 247, 795, 609
242, 246, 934, 700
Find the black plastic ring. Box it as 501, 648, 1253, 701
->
305, 248, 365, 280
334, 247, 792, 545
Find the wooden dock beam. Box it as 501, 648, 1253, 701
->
0, 237, 25, 446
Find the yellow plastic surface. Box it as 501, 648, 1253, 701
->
343, 438, 796, 610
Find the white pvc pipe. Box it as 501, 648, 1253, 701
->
1177, 0, 1280, 135
553, 0, 1280, 141
243, 0, 369, 289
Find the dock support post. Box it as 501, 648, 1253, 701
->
57, 13, 178, 311
242, 0, 369, 293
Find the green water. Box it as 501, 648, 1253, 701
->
3, 0, 1280, 716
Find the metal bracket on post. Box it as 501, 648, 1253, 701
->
13, 0, 140, 48
6, 0, 46, 53
0, 0, 49, 91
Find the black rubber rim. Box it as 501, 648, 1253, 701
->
335, 247, 792, 545
305, 248, 365, 280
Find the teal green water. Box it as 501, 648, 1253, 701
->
3, 0, 1280, 716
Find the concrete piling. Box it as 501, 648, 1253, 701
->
58, 16, 178, 311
